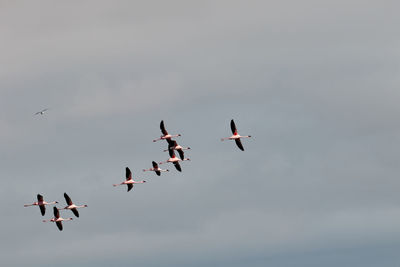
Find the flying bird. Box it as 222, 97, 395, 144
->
59, 193, 88, 218
159, 149, 190, 172
143, 161, 169, 176
113, 167, 146, 192
34, 108, 49, 115
42, 206, 73, 231
165, 139, 190, 160
221, 119, 251, 151
24, 194, 58, 216
153, 120, 181, 142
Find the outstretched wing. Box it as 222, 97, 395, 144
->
177, 149, 185, 160
37, 194, 43, 202
39, 205, 46, 216
53, 206, 60, 218
235, 139, 244, 151
56, 221, 63, 231
71, 208, 79, 218
166, 138, 174, 146
230, 119, 237, 135
127, 184, 133, 192
168, 148, 175, 158
160, 120, 168, 135
168, 139, 177, 149
152, 161, 158, 168
126, 167, 132, 180
155, 170, 161, 176
64, 193, 73, 205
173, 162, 182, 172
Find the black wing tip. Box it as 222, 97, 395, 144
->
126, 167, 132, 178
127, 184, 133, 192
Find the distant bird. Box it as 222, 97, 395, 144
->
42, 206, 73, 231
153, 120, 181, 142
59, 193, 88, 218
159, 149, 190, 172
143, 161, 169, 176
34, 108, 49, 115
221, 119, 251, 151
165, 139, 191, 160
24, 194, 58, 216
113, 167, 146, 192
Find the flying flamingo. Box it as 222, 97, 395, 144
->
159, 149, 190, 172
164, 139, 191, 160
153, 120, 181, 142
42, 206, 73, 231
24, 194, 58, 216
34, 108, 49, 115
113, 167, 146, 192
143, 161, 169, 176
59, 193, 88, 218
221, 119, 251, 151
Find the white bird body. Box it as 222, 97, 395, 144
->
34, 108, 49, 115
42, 207, 73, 231
24, 194, 58, 216
113, 167, 146, 192
60, 193, 87, 217
159, 149, 190, 172
143, 161, 169, 176
225, 133, 251, 140
221, 120, 251, 151
153, 120, 181, 142
164, 139, 191, 160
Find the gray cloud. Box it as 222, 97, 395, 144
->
1, 1, 400, 266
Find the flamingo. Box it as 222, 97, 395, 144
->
34, 108, 49, 115
164, 139, 191, 160
43, 206, 73, 231
221, 119, 251, 151
59, 193, 88, 218
143, 161, 169, 176
113, 167, 146, 192
159, 149, 190, 172
24, 194, 58, 216
153, 120, 181, 142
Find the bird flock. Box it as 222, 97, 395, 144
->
24, 116, 251, 231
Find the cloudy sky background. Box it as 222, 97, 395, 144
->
1, 1, 400, 266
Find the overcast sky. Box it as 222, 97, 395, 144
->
1, 1, 400, 266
